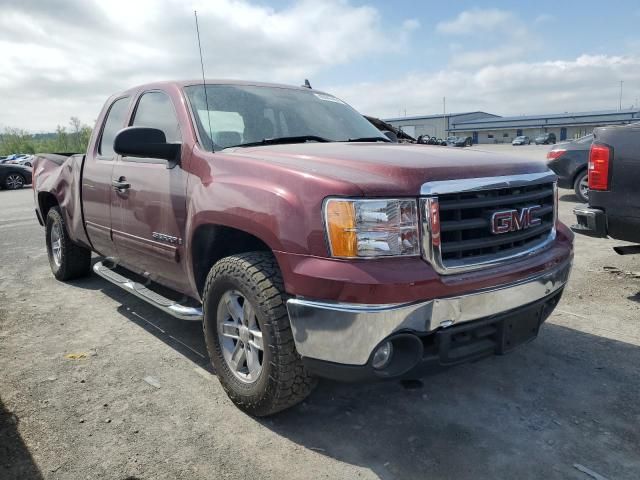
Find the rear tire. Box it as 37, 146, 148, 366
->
574, 170, 589, 203
45, 207, 92, 281
202, 252, 316, 416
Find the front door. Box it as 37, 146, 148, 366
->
110, 90, 190, 293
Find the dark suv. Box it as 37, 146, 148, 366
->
535, 133, 556, 145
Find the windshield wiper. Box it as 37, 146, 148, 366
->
226, 135, 331, 148
346, 136, 391, 143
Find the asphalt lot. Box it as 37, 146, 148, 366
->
1, 144, 639, 480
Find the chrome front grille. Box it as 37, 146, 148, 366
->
421, 172, 557, 274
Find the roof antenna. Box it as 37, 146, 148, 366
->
303, 79, 312, 89
194, 10, 214, 150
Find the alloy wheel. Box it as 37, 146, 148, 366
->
6, 174, 24, 189
50, 221, 63, 267
217, 290, 264, 383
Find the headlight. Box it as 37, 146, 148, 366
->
324, 198, 420, 258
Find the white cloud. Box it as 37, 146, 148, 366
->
1, 3, 637, 133
0, 0, 416, 131
449, 46, 528, 68
437, 8, 535, 68
436, 8, 522, 36
330, 54, 640, 118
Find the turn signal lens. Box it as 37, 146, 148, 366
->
325, 200, 357, 257
324, 198, 419, 258
588, 144, 611, 191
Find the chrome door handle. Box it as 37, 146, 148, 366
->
112, 177, 130, 191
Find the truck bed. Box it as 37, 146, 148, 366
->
32, 152, 90, 248
588, 123, 640, 243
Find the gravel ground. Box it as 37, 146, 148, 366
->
1, 145, 639, 479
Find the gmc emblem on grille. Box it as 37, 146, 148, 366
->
490, 206, 542, 234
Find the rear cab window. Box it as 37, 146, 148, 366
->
98, 97, 131, 158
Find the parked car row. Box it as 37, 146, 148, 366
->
416, 135, 447, 146
0, 154, 34, 167
512, 133, 557, 146
415, 135, 473, 147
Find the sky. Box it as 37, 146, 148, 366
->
1, 0, 640, 132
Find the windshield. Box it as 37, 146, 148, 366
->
184, 84, 386, 150
515, 136, 526, 140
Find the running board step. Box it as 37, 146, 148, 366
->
613, 245, 640, 256
93, 261, 202, 321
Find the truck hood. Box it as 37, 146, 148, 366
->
223, 142, 550, 196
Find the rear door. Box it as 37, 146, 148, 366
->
82, 96, 132, 257
110, 90, 190, 293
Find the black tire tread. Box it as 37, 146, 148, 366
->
46, 207, 91, 281
202, 251, 316, 416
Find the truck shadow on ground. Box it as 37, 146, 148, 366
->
0, 398, 44, 480
68, 269, 211, 372
72, 272, 640, 479
559, 193, 581, 203
264, 325, 640, 479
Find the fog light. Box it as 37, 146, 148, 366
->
372, 341, 394, 370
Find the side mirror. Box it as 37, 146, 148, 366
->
113, 127, 181, 168
382, 130, 398, 143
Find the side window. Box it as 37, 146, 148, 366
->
132, 91, 181, 143
99, 97, 130, 158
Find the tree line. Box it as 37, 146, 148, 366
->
0, 117, 92, 156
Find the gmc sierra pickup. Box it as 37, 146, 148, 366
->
33, 80, 573, 416
573, 123, 640, 254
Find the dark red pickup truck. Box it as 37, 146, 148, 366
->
33, 80, 573, 416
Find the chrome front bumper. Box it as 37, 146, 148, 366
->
286, 258, 572, 366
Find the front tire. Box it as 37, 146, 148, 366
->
202, 252, 316, 416
45, 207, 91, 280
574, 170, 589, 203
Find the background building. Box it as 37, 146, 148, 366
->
385, 108, 640, 143
382, 112, 498, 139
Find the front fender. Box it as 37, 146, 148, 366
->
182, 150, 363, 297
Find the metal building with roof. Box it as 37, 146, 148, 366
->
384, 108, 640, 144
382, 111, 499, 140
450, 109, 640, 144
